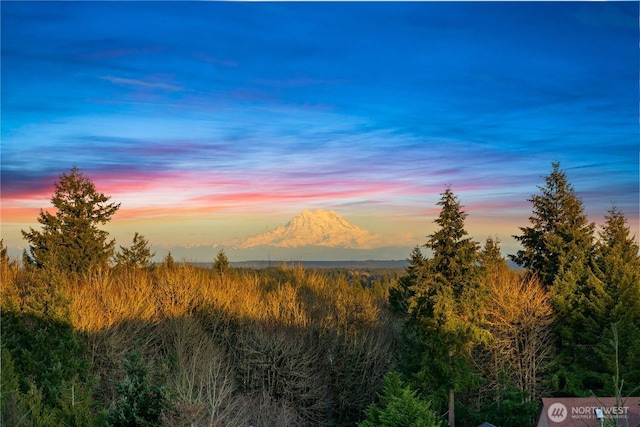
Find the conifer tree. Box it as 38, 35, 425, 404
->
359, 372, 441, 427
510, 162, 595, 288
406, 188, 484, 427
479, 236, 507, 275
114, 232, 155, 268
592, 206, 640, 393
510, 162, 603, 393
389, 246, 427, 316
162, 251, 176, 269
213, 249, 230, 277
22, 167, 120, 274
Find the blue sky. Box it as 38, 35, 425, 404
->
2, 2, 638, 260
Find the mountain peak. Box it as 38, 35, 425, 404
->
229, 209, 380, 249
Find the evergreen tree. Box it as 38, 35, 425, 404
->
162, 251, 176, 269
510, 162, 602, 394
359, 372, 441, 427
0, 239, 18, 277
592, 206, 640, 394
389, 246, 427, 316
479, 236, 507, 275
510, 162, 595, 288
406, 188, 485, 427
114, 232, 155, 268
0, 239, 10, 265
104, 350, 171, 427
213, 249, 230, 277
22, 167, 120, 275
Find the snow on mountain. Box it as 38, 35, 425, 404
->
228, 209, 381, 249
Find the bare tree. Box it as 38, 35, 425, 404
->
479, 268, 555, 402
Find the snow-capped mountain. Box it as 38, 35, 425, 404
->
229, 209, 380, 249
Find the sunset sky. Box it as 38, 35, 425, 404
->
2, 2, 638, 261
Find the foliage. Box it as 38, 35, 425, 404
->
401, 187, 486, 426
212, 249, 230, 277
1, 281, 96, 427
103, 349, 172, 427
22, 167, 120, 275
114, 232, 155, 268
389, 246, 427, 316
480, 269, 555, 403
1, 238, 17, 269
510, 161, 595, 289
162, 251, 175, 269
509, 162, 612, 395
467, 267, 555, 426
591, 207, 640, 395
358, 371, 441, 427
7, 165, 640, 426
478, 236, 507, 274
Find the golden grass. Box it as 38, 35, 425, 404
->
62, 264, 382, 336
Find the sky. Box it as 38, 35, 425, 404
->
1, 2, 638, 261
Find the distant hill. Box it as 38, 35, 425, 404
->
228, 259, 408, 269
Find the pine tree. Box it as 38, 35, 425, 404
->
162, 251, 176, 269
510, 162, 602, 394
114, 232, 155, 268
592, 206, 640, 394
213, 249, 229, 277
22, 167, 120, 275
406, 188, 485, 427
389, 246, 427, 316
510, 162, 595, 288
479, 236, 507, 275
359, 372, 441, 427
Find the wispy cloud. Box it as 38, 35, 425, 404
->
193, 52, 239, 68
100, 75, 184, 92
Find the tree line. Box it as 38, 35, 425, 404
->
1, 163, 638, 426
388, 162, 639, 426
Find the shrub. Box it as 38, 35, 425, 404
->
359, 371, 441, 427
103, 349, 172, 427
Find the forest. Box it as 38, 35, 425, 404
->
2, 163, 639, 427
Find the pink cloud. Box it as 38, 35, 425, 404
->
1, 207, 45, 223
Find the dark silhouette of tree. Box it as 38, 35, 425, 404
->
163, 251, 176, 269
114, 232, 155, 268
22, 167, 120, 275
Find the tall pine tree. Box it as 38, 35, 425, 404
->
510, 162, 602, 394
592, 206, 640, 394
405, 188, 485, 427
510, 162, 595, 288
